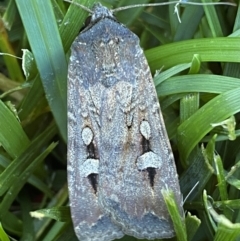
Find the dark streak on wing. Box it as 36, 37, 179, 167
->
87, 138, 99, 193
141, 127, 156, 187
88, 173, 98, 193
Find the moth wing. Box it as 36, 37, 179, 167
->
67, 33, 124, 241
96, 22, 183, 239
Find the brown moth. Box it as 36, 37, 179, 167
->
67, 3, 183, 241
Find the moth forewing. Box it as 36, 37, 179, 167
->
97, 21, 183, 239
67, 5, 124, 240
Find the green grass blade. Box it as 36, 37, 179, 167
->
174, 6, 204, 41
180, 147, 213, 199
202, 0, 223, 37
203, 191, 240, 241
0, 123, 57, 197
145, 38, 240, 69
15, 0, 68, 140
59, 0, 96, 51
0, 223, 10, 241
154, 63, 192, 86
0, 100, 29, 158
0, 141, 57, 220
30, 206, 70, 222
185, 212, 201, 241
177, 88, 240, 160
162, 189, 187, 241
19, 190, 35, 241
157, 74, 240, 97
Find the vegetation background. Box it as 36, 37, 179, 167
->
0, 0, 239, 240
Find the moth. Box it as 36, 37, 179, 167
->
67, 3, 183, 241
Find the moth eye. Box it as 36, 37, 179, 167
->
84, 16, 91, 26
82, 127, 93, 145
140, 120, 151, 140
79, 16, 91, 32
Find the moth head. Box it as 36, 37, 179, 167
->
91, 3, 115, 23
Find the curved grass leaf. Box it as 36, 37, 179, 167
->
157, 74, 240, 97
0, 100, 29, 158
0, 123, 57, 198
16, 0, 68, 140
177, 88, 240, 160
145, 38, 240, 70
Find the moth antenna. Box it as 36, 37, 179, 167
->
112, 0, 236, 12
63, 0, 236, 23
63, 0, 93, 14
63, 0, 236, 13
183, 181, 199, 204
